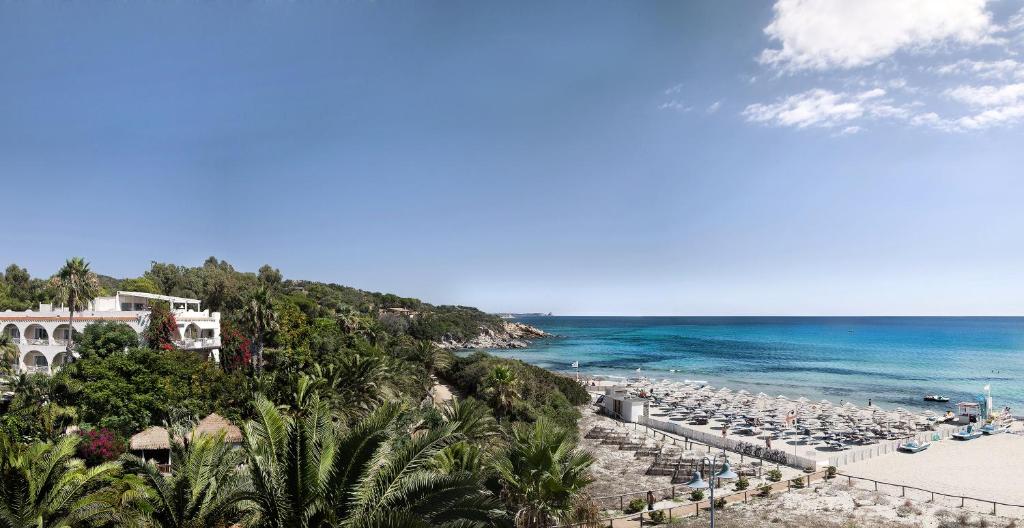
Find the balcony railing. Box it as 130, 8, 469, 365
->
24, 365, 50, 375
26, 338, 49, 346
173, 337, 221, 349
4, 337, 24, 345
54, 338, 69, 346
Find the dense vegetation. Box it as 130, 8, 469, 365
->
0, 258, 596, 528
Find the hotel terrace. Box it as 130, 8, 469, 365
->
1, 291, 222, 374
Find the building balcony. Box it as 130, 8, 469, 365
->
174, 337, 221, 350
4, 337, 24, 345
23, 365, 50, 375
26, 338, 50, 346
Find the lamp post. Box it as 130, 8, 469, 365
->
685, 454, 737, 528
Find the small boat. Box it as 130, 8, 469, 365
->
981, 423, 1009, 435
952, 425, 982, 441
898, 440, 931, 453
923, 395, 950, 402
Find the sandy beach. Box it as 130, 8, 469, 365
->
842, 431, 1024, 509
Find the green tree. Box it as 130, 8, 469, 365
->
241, 395, 503, 528
0, 431, 124, 527
244, 285, 278, 372
50, 257, 101, 354
122, 424, 248, 528
76, 321, 139, 359
482, 365, 521, 418
119, 276, 161, 294
493, 419, 595, 528
0, 334, 18, 374
144, 301, 178, 350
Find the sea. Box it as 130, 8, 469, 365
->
487, 316, 1024, 413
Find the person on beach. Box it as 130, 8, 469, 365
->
766, 436, 772, 449
647, 491, 655, 511
868, 398, 872, 407
722, 426, 728, 439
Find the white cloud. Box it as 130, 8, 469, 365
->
706, 101, 722, 113
1009, 8, 1024, 31
760, 0, 997, 71
945, 83, 1024, 107
932, 59, 1024, 80
743, 88, 908, 129
659, 100, 691, 112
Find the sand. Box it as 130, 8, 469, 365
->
841, 431, 1024, 512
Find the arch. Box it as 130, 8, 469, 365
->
2, 323, 19, 341
25, 324, 48, 345
53, 324, 72, 345
52, 352, 71, 371
23, 350, 48, 375
184, 323, 200, 339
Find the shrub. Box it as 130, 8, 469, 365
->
734, 475, 750, 490
648, 510, 666, 524
689, 489, 705, 502
758, 484, 772, 497
896, 500, 921, 517
714, 497, 727, 509
625, 497, 646, 514
767, 468, 783, 482
826, 465, 837, 479
76, 428, 125, 466
791, 477, 805, 489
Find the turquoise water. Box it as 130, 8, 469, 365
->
489, 317, 1024, 412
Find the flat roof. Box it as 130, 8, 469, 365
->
118, 291, 201, 304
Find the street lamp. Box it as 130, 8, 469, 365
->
685, 455, 737, 528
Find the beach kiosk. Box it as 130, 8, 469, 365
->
602, 386, 648, 423
956, 402, 982, 424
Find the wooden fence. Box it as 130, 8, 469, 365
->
838, 473, 1024, 518
554, 469, 830, 528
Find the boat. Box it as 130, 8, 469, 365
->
952, 425, 982, 441
898, 440, 931, 453
923, 395, 950, 402
981, 423, 1009, 435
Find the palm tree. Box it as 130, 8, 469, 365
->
241, 394, 503, 528
409, 341, 453, 404
0, 431, 124, 527
50, 257, 100, 354
482, 365, 521, 418
493, 419, 595, 528
244, 285, 278, 372
121, 423, 249, 528
310, 355, 396, 422
0, 334, 18, 374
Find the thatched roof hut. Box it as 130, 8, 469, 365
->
191, 413, 243, 444
130, 426, 170, 451
129, 413, 242, 452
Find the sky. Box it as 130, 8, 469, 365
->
2, 0, 1024, 316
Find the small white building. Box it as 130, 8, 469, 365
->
1, 291, 221, 374
601, 386, 648, 423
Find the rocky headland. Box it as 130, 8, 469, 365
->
436, 320, 548, 349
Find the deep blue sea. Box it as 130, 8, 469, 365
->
488, 317, 1024, 412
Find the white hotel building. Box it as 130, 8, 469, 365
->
1, 291, 221, 374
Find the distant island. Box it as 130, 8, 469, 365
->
497, 312, 553, 319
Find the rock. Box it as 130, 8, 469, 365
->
853, 499, 874, 507
435, 321, 549, 350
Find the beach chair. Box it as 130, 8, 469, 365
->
897, 440, 930, 453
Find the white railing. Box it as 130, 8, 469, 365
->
26, 338, 49, 346
23, 365, 50, 375
173, 337, 221, 349
4, 337, 24, 345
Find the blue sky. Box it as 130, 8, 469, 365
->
2, 0, 1024, 315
